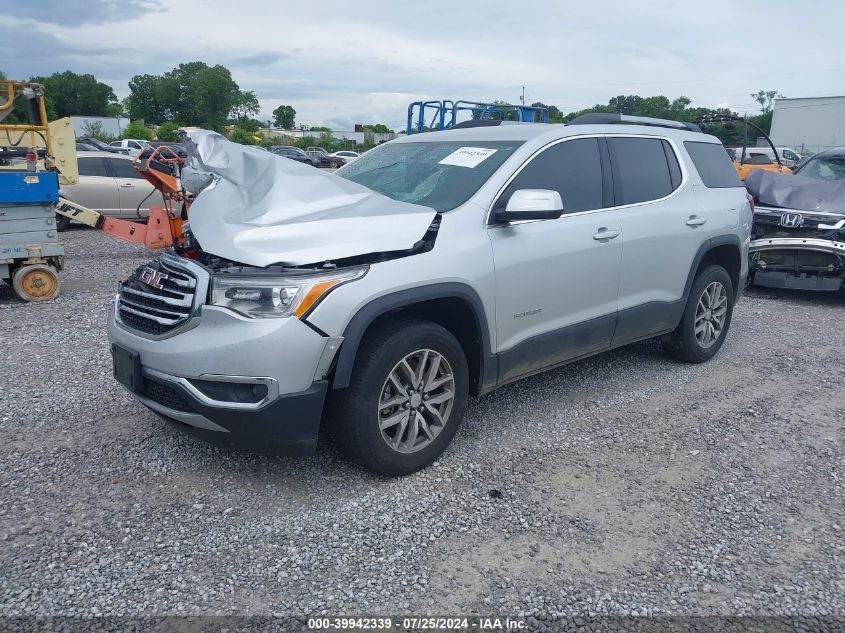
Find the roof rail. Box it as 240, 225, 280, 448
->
567, 112, 701, 133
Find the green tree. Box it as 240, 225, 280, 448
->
228, 127, 257, 145
235, 117, 262, 133
750, 89, 783, 114
126, 62, 244, 130
230, 90, 259, 122
121, 120, 154, 140
126, 74, 170, 124
317, 130, 335, 150
79, 120, 115, 142
531, 102, 564, 123
155, 121, 181, 141
363, 123, 392, 133
272, 104, 296, 128
28, 70, 117, 118
106, 101, 125, 118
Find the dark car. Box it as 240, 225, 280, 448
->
792, 148, 845, 181
746, 148, 845, 291
306, 149, 345, 168
76, 137, 129, 154
269, 146, 318, 167
76, 142, 99, 151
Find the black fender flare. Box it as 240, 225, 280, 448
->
683, 234, 743, 300
331, 283, 496, 392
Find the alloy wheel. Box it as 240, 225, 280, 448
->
694, 281, 727, 348
377, 349, 455, 454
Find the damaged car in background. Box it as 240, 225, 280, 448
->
745, 148, 845, 291
108, 122, 750, 476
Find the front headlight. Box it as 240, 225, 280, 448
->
210, 266, 367, 319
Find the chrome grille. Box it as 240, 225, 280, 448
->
117, 256, 205, 336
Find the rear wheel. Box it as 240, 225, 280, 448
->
328, 318, 469, 476
663, 264, 734, 363
12, 264, 61, 302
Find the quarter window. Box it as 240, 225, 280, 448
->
684, 141, 744, 188
77, 157, 110, 177
497, 137, 604, 214
608, 137, 677, 205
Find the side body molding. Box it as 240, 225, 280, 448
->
331, 283, 496, 393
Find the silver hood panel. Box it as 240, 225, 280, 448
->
182, 129, 437, 267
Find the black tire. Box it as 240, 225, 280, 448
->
663, 264, 734, 363
56, 214, 71, 231
330, 160, 338, 168
328, 317, 469, 476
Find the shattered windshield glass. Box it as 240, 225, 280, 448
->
338, 140, 522, 211
795, 155, 845, 181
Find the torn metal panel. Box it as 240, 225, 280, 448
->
745, 169, 845, 213
182, 129, 437, 267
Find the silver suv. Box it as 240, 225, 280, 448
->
108, 115, 751, 476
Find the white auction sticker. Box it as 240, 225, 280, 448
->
438, 147, 498, 168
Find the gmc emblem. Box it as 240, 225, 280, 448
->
139, 266, 167, 290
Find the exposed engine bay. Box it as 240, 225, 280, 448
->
745, 170, 845, 291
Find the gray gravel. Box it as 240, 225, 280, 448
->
1, 228, 843, 623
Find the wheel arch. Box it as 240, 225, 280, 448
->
683, 235, 743, 300
330, 283, 496, 396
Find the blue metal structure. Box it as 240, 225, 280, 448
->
0, 171, 59, 204
407, 100, 549, 134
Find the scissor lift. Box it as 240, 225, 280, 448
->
1, 80, 192, 301
0, 170, 64, 301
407, 99, 549, 134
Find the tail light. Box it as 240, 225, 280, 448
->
746, 192, 755, 213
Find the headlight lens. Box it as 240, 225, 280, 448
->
210, 267, 366, 319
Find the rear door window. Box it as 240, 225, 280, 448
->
106, 158, 142, 179
684, 141, 744, 188
496, 137, 604, 214
608, 137, 676, 205
77, 157, 110, 177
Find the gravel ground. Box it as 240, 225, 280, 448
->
0, 229, 843, 627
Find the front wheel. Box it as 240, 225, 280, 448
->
663, 264, 734, 363
328, 317, 469, 476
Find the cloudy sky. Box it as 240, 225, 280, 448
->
2, 0, 843, 130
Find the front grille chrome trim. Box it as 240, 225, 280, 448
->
115, 253, 210, 339
120, 285, 193, 308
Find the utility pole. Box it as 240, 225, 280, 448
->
520, 86, 525, 105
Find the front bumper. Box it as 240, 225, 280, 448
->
749, 237, 845, 291
108, 304, 342, 455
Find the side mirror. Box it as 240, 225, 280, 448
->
495, 189, 564, 222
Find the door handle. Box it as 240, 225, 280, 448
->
120, 182, 135, 188
686, 216, 707, 226
593, 228, 620, 241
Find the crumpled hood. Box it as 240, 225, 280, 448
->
182, 129, 437, 267
746, 169, 845, 214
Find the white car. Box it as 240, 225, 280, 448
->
109, 139, 150, 156
57, 151, 158, 230
330, 150, 360, 164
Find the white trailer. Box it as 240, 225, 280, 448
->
770, 96, 845, 155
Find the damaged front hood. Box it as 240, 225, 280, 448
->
745, 169, 845, 214
182, 129, 437, 267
